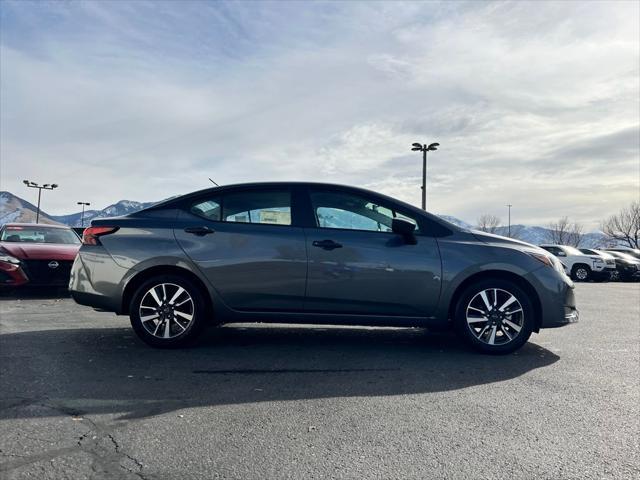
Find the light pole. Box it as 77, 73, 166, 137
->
411, 142, 439, 210
506, 204, 512, 237
77, 202, 91, 228
23, 180, 58, 223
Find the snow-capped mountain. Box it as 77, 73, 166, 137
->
0, 191, 60, 225
0, 190, 607, 247
0, 191, 158, 228
51, 200, 158, 227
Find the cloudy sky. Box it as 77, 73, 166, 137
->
1, 0, 638, 228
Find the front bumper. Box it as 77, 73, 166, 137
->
0, 262, 29, 286
525, 267, 578, 329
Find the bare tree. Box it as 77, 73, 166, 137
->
476, 214, 501, 234
601, 201, 640, 248
546, 217, 584, 247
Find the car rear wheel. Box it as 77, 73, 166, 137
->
571, 264, 591, 282
453, 279, 534, 355
129, 274, 207, 348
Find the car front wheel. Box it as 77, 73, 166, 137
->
129, 274, 207, 348
453, 279, 534, 355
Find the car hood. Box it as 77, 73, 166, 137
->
470, 230, 538, 250
0, 242, 80, 261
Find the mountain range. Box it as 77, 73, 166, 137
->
0, 191, 608, 247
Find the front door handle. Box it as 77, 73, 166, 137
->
312, 239, 343, 250
184, 226, 215, 236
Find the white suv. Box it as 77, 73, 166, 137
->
539, 244, 608, 281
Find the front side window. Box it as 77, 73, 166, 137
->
310, 190, 417, 232
223, 190, 291, 226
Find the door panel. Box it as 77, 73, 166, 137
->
176, 221, 307, 311
304, 229, 442, 316
175, 187, 307, 312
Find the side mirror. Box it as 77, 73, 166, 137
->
392, 218, 417, 244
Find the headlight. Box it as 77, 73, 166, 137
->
526, 250, 566, 275
0, 254, 20, 265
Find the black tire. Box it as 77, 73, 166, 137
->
609, 270, 621, 282
571, 264, 591, 282
453, 279, 534, 355
129, 274, 207, 348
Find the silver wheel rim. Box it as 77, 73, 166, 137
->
576, 268, 588, 280
611, 271, 619, 281
139, 283, 194, 339
466, 288, 524, 346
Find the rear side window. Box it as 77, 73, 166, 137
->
191, 198, 221, 221
224, 190, 291, 225
191, 190, 292, 226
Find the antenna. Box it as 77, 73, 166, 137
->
208, 178, 219, 187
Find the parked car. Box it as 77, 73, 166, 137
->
539, 244, 608, 281
69, 182, 578, 354
603, 247, 640, 260
0, 223, 81, 287
578, 248, 617, 280
601, 250, 640, 281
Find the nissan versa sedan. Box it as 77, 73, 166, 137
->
69, 182, 578, 354
0, 223, 81, 287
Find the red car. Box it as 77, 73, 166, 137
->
0, 223, 81, 287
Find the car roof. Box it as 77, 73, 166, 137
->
1, 223, 70, 229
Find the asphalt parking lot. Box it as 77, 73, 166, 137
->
0, 283, 638, 480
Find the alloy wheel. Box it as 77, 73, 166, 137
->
465, 288, 524, 346
138, 283, 194, 339
575, 268, 588, 281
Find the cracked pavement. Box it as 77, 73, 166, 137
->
0, 283, 639, 479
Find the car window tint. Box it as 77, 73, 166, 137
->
191, 198, 221, 221
223, 190, 291, 226
310, 191, 417, 232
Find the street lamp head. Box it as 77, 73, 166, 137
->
427, 142, 439, 151
23, 180, 29, 185
43, 184, 50, 188
51, 184, 58, 189
411, 146, 422, 151
411, 143, 423, 149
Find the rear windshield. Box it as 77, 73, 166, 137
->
0, 226, 80, 245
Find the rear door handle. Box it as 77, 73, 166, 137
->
312, 239, 343, 250
184, 226, 215, 236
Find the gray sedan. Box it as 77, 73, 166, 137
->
69, 182, 578, 354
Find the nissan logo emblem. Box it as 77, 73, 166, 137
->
48, 261, 59, 269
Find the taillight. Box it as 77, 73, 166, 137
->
82, 226, 119, 245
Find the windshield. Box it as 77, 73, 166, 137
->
0, 226, 80, 245
563, 246, 584, 256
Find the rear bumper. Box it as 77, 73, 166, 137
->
70, 290, 118, 311
68, 249, 125, 313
